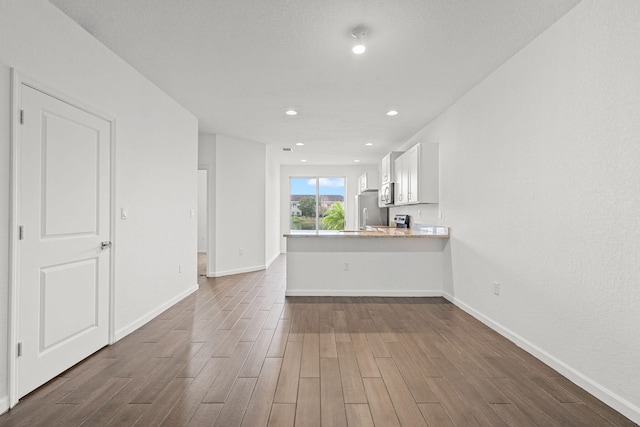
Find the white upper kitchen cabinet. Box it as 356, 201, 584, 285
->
358, 170, 378, 193
379, 151, 403, 186
394, 143, 439, 205
394, 154, 408, 204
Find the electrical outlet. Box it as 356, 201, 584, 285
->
239, 248, 244, 255
190, 209, 196, 219
493, 281, 500, 296
344, 262, 350, 271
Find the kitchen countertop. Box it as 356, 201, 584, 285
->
284, 225, 449, 238
285, 225, 448, 296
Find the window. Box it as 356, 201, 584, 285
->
290, 177, 345, 232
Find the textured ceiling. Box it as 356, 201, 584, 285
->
50, 0, 579, 165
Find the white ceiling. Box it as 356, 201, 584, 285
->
50, 0, 579, 165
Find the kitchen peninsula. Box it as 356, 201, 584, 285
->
284, 226, 449, 296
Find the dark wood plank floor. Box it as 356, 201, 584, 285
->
1, 255, 636, 426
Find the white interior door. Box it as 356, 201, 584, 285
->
17, 84, 111, 398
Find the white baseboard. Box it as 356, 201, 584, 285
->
265, 252, 280, 269
208, 265, 265, 277
114, 284, 199, 341
285, 290, 443, 297
442, 290, 454, 303
0, 395, 9, 416
451, 295, 640, 424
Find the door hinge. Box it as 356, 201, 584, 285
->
19, 225, 24, 240
17, 342, 22, 357
19, 109, 24, 125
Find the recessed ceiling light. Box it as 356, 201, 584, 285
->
386, 110, 398, 116
365, 143, 373, 146
352, 44, 366, 54
301, 159, 307, 162
285, 110, 298, 116
354, 159, 361, 163
296, 142, 304, 146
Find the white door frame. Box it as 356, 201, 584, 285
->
8, 69, 116, 408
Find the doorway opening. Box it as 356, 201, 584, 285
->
197, 169, 208, 276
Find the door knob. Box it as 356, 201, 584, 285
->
101, 241, 112, 250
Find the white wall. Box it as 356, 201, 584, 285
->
0, 0, 198, 409
265, 146, 281, 267
216, 135, 266, 275
397, 0, 640, 420
199, 133, 269, 276
280, 164, 375, 251
197, 170, 208, 252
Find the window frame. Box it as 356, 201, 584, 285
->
289, 176, 346, 232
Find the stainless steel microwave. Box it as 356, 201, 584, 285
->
379, 182, 394, 206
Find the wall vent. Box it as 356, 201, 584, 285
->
282, 147, 293, 152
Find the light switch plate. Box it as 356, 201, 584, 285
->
121, 207, 128, 220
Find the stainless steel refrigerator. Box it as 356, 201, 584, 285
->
354, 192, 388, 229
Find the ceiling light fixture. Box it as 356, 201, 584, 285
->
351, 27, 367, 54
285, 109, 298, 116
354, 159, 361, 163
301, 159, 307, 162
365, 143, 373, 146
296, 142, 305, 146
386, 110, 398, 116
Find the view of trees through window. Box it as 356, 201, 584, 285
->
290, 177, 345, 231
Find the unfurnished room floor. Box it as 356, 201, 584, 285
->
0, 255, 635, 426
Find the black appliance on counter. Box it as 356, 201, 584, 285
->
394, 214, 410, 228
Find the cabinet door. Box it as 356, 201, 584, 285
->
381, 154, 390, 184
403, 156, 410, 204
408, 147, 419, 203
394, 155, 408, 205
393, 157, 402, 204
